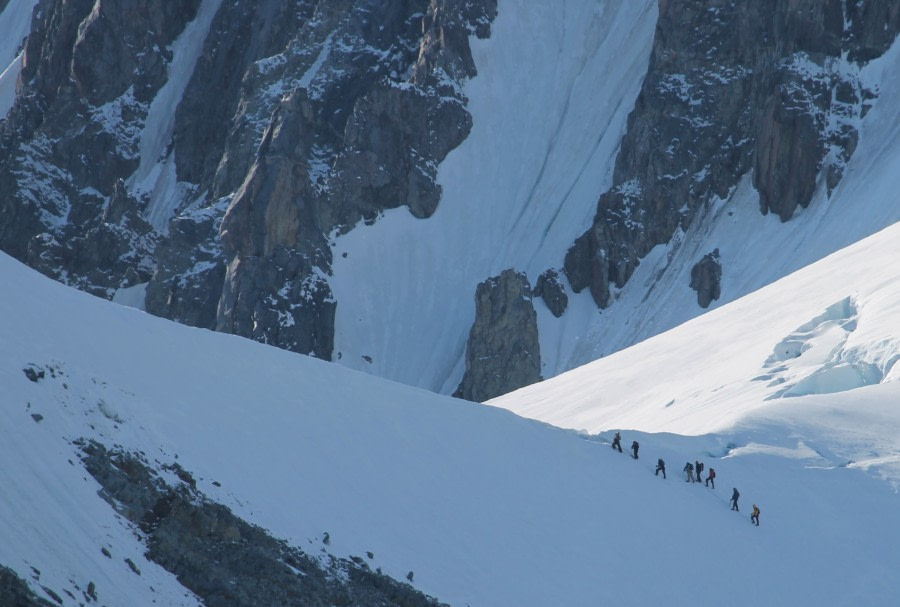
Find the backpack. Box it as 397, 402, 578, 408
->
709, 468, 716, 478
658, 459, 665, 467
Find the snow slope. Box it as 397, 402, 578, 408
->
0, 0, 38, 118
127, 0, 223, 233
0, 51, 22, 118
559, 36, 900, 373
7, 0, 895, 408
330, 4, 900, 395
491, 219, 900, 478
330, 0, 658, 392
4, 217, 900, 605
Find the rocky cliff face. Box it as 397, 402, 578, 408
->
0, 0, 497, 360
455, 269, 541, 402
564, 0, 899, 310
187, 0, 496, 359
1, 0, 897, 400
689, 248, 722, 308
0, 0, 201, 295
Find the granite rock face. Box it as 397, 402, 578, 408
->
564, 0, 900, 310
27, 179, 159, 297
211, 0, 494, 358
2, 0, 897, 399
0, 0, 498, 364
0, 0, 201, 295
455, 269, 542, 402
534, 269, 568, 318
143, 198, 227, 330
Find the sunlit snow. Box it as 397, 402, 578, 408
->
2, 218, 900, 605
2, 2, 900, 604
330, 2, 900, 396
330, 0, 659, 392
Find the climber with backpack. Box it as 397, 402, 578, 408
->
655, 458, 666, 479
611, 431, 623, 453
684, 462, 694, 482
751, 504, 761, 526
705, 467, 716, 488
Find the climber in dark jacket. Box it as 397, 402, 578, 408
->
655, 458, 666, 478
611, 432, 623, 453
684, 462, 694, 482
631, 440, 640, 459
731, 488, 740, 511
695, 460, 704, 483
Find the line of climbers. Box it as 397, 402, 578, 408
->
610, 431, 761, 527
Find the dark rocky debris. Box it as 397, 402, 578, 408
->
689, 248, 722, 308
78, 440, 447, 607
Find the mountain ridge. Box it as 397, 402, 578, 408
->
2, 219, 900, 603
3, 0, 897, 397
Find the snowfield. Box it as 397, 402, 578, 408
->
2, 0, 900, 605
492, 219, 900, 443
330, 0, 659, 392
330, 3, 900, 397
2, 218, 900, 605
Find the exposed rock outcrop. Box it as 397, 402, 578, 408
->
564, 0, 900, 310
0, 0, 498, 366
79, 440, 447, 607
4, 0, 896, 397
211, 0, 495, 357
0, 0, 200, 292
27, 179, 159, 297
533, 269, 568, 318
689, 248, 722, 308
143, 198, 227, 330
217, 244, 335, 358
455, 269, 541, 402
0, 566, 54, 607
